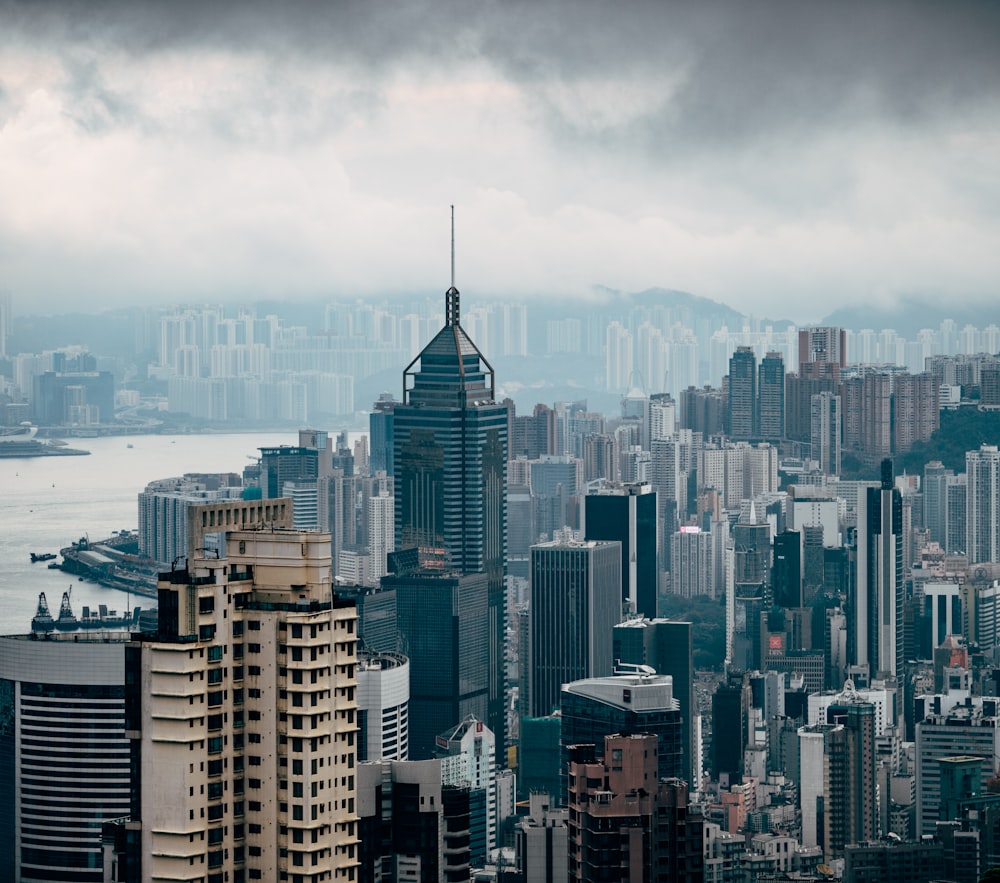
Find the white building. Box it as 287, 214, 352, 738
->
435, 714, 498, 865
358, 650, 410, 761
0, 634, 130, 882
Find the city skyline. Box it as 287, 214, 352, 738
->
2, 1, 999, 321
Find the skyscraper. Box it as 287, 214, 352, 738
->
393, 271, 508, 760
386, 568, 488, 760
613, 617, 696, 786
758, 351, 785, 441
810, 391, 842, 476
0, 634, 130, 883
854, 459, 903, 680
118, 528, 359, 881
583, 482, 657, 617
528, 539, 621, 717
966, 444, 1000, 565
727, 346, 757, 440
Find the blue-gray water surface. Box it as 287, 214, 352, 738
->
0, 431, 299, 634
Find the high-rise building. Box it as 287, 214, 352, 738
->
258, 428, 332, 500
385, 566, 488, 760
368, 392, 397, 476
0, 634, 130, 883
915, 699, 1000, 835
967, 444, 1000, 565
357, 758, 472, 881
516, 793, 569, 883
924, 461, 952, 548
671, 527, 716, 599
0, 289, 11, 357
854, 459, 904, 681
137, 473, 251, 565
810, 391, 842, 476
823, 700, 877, 859
728, 346, 757, 440
561, 671, 684, 784
758, 351, 785, 441
434, 714, 497, 868
613, 618, 696, 786
799, 326, 847, 369
393, 280, 508, 761
528, 539, 621, 718
893, 372, 940, 454
567, 735, 703, 883
583, 482, 657, 617
357, 650, 410, 762
118, 528, 359, 882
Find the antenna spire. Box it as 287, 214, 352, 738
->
446, 205, 460, 326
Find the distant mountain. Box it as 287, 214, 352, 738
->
822, 295, 1000, 337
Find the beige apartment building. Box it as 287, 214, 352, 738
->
114, 525, 359, 883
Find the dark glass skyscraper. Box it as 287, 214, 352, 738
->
393, 282, 508, 760
727, 346, 757, 440
583, 482, 657, 618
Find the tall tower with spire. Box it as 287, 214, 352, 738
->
392, 210, 508, 760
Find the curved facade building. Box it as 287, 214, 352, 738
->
358, 650, 410, 761
0, 633, 129, 883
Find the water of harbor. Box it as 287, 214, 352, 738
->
0, 431, 300, 634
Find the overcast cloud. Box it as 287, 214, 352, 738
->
1, 0, 998, 321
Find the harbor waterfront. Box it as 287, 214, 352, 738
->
0, 431, 303, 634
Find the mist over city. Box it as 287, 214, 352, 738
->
4, 3, 1000, 883
2, 0, 1000, 319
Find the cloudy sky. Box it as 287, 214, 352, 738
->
1, 0, 998, 322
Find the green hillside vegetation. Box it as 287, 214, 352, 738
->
895, 406, 1000, 474
659, 593, 727, 670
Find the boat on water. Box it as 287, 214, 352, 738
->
0, 422, 90, 459
1, 422, 38, 442
30, 552, 57, 563
32, 588, 141, 634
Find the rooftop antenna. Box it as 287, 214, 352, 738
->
446, 205, 460, 326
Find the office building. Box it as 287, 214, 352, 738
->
613, 617, 696, 785
727, 346, 757, 440
393, 281, 508, 760
561, 671, 684, 783
854, 459, 904, 680
915, 699, 1000, 835
528, 539, 621, 718
583, 482, 657, 617
368, 392, 397, 476
0, 634, 129, 883
117, 527, 359, 882
258, 428, 332, 500
384, 567, 489, 760
967, 444, 1000, 565
357, 650, 409, 762
758, 351, 785, 441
